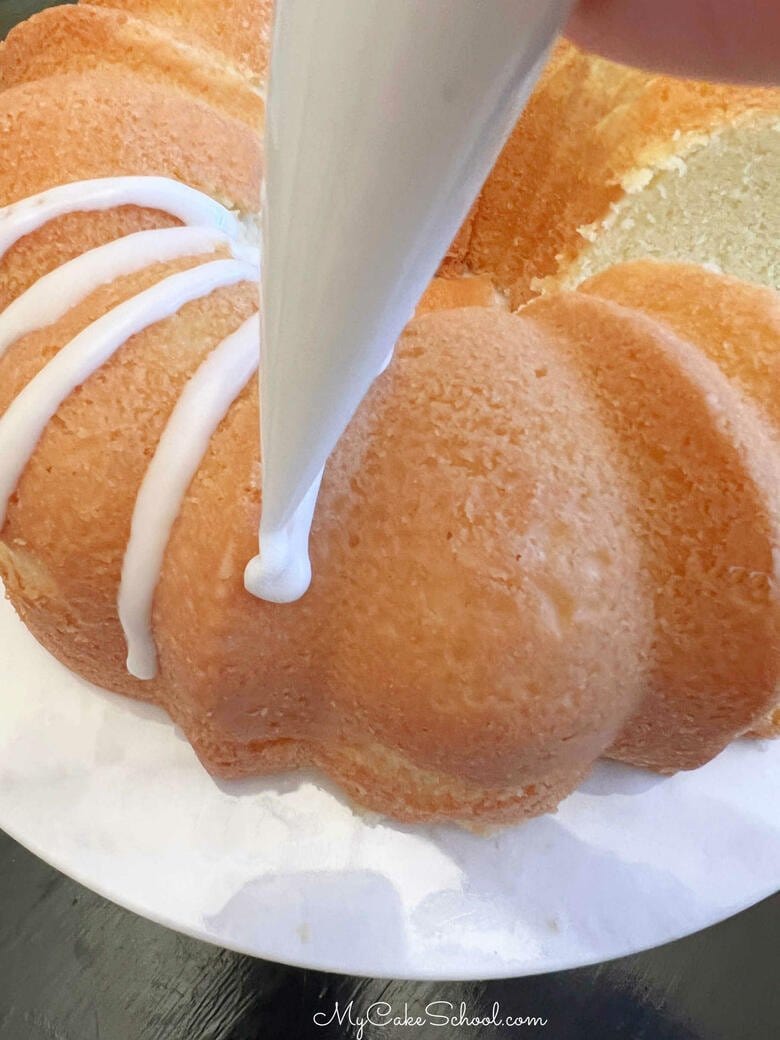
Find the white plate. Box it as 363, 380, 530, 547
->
1, 594, 778, 979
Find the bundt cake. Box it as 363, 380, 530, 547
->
0, 1, 778, 825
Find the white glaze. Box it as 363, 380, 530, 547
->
120, 313, 260, 680
244, 468, 323, 603
0, 226, 247, 361
250, 0, 570, 602
0, 258, 258, 527
0, 176, 243, 261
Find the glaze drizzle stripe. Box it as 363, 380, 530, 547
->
0, 227, 240, 361
0, 258, 258, 529
120, 313, 261, 680
0, 176, 243, 261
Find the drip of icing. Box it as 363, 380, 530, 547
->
0, 176, 244, 261
244, 469, 323, 603
250, 0, 571, 603
120, 313, 260, 680
0, 257, 258, 527
0, 226, 256, 361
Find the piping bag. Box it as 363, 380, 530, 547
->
245, 0, 573, 603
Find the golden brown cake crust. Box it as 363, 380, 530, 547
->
1, 293, 652, 822
146, 308, 652, 822
0, 70, 260, 212
524, 292, 780, 768
580, 261, 780, 740
0, 54, 261, 701
0, 256, 257, 705
84, 0, 273, 81
0, 4, 264, 128
579, 260, 780, 428
415, 274, 502, 316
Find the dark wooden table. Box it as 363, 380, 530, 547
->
1, 1, 778, 1035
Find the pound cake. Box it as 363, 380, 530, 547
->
0, 1, 778, 824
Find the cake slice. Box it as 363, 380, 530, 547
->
466, 41, 780, 306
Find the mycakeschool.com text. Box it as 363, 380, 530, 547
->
312, 1000, 548, 1036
